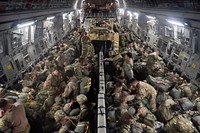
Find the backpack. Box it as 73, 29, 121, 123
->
179, 98, 194, 111
74, 121, 90, 133
156, 93, 172, 107
191, 115, 200, 132
79, 77, 91, 95
169, 88, 182, 99
131, 122, 143, 133
176, 115, 195, 133
147, 76, 171, 92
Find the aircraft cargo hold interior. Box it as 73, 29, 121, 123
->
0, 0, 200, 133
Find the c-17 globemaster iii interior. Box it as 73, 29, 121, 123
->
0, 0, 200, 133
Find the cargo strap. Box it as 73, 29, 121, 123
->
77, 122, 90, 133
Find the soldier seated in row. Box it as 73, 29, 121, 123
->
163, 104, 196, 133
133, 102, 157, 128
146, 51, 165, 77
122, 52, 134, 81
54, 94, 90, 133
41, 66, 65, 113
0, 98, 30, 133
116, 111, 135, 133
126, 42, 138, 60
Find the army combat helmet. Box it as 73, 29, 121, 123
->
54, 109, 66, 122
76, 94, 88, 105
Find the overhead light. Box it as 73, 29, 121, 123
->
122, 0, 127, 8
48, 21, 54, 24
185, 23, 188, 26
133, 12, 139, 18
68, 12, 74, 22
118, 8, 124, 15
147, 19, 157, 23
63, 13, 68, 19
46, 16, 55, 20
116, 0, 120, 7
133, 12, 139, 16
127, 11, 131, 15
127, 11, 132, 18
63, 13, 68, 16
147, 15, 155, 19
78, 9, 82, 14
74, 0, 78, 10
147, 20, 153, 23
166, 19, 184, 26
17, 21, 36, 28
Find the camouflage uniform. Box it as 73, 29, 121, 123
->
74, 62, 84, 79
81, 35, 90, 46
119, 33, 127, 52
116, 103, 128, 120
116, 112, 134, 133
0, 102, 30, 133
63, 80, 79, 100
87, 43, 95, 58
44, 70, 64, 97
66, 94, 89, 122
19, 79, 34, 88
42, 70, 64, 111
113, 85, 124, 106
54, 110, 74, 133
123, 59, 134, 80
104, 51, 123, 65
45, 60, 55, 73
164, 114, 196, 133
81, 34, 90, 59
156, 99, 175, 123
32, 68, 48, 88
125, 32, 131, 43
129, 32, 135, 42
46, 96, 64, 119
146, 52, 165, 76
126, 46, 138, 59
178, 82, 192, 98
131, 122, 155, 133
24, 100, 41, 120
134, 42, 140, 52
135, 82, 157, 112
63, 47, 76, 65
136, 107, 157, 128
35, 86, 48, 104
194, 97, 200, 112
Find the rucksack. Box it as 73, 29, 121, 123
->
131, 122, 143, 133
191, 116, 200, 132
147, 76, 172, 92
179, 98, 194, 111
169, 88, 182, 99
156, 93, 172, 107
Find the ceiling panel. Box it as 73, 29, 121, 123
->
85, 0, 115, 6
